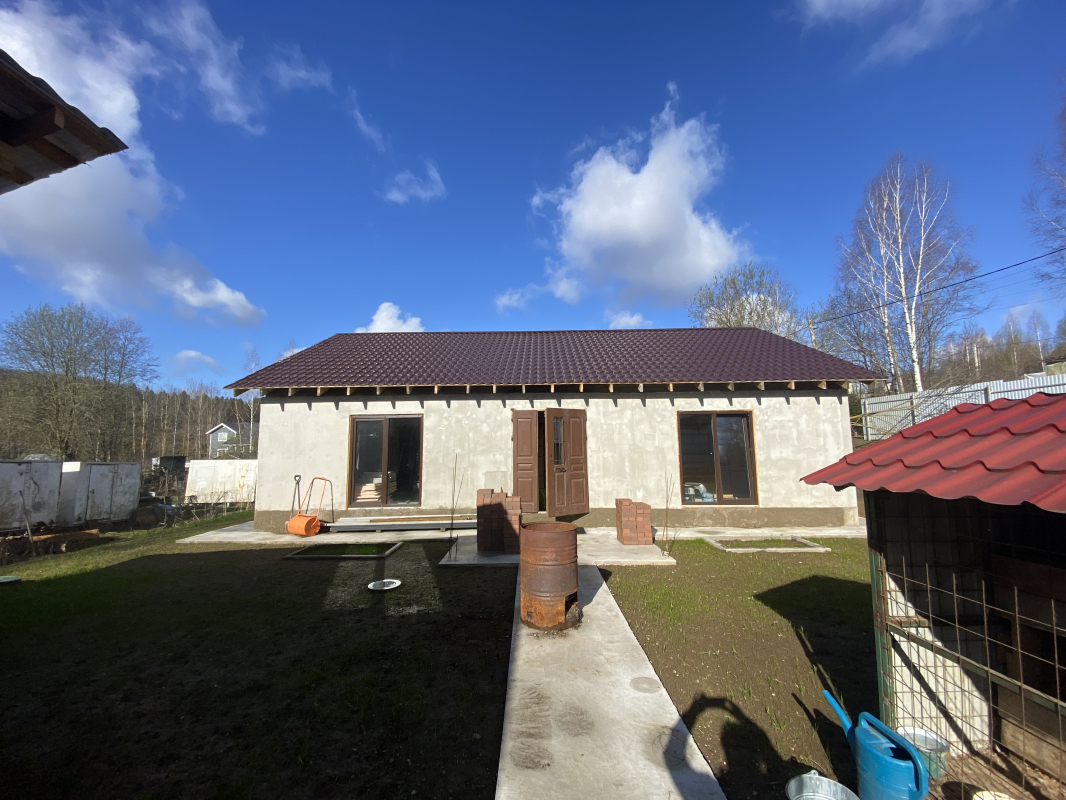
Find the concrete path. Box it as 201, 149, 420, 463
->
177, 523, 465, 546
496, 565, 725, 800
439, 529, 674, 568
671, 523, 867, 541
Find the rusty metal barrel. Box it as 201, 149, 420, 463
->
519, 521, 582, 631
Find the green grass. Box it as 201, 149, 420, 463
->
606, 537, 876, 799
0, 514, 516, 798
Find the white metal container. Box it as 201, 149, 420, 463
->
57, 462, 141, 526
185, 459, 257, 503
0, 460, 62, 532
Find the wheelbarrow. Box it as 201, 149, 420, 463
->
287, 475, 335, 536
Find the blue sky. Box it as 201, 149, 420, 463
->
1, 0, 1064, 387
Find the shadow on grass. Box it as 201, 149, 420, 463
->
756, 575, 879, 790
0, 540, 517, 799
676, 693, 815, 800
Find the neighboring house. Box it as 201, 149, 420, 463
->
206, 423, 259, 459
226, 328, 881, 534
804, 392, 1066, 794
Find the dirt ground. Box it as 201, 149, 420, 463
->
0, 519, 517, 799
605, 537, 877, 800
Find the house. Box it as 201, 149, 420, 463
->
206, 423, 258, 459
1, 49, 127, 195
804, 392, 1066, 796
226, 328, 879, 533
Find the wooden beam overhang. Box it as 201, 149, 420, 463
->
0, 105, 64, 147
316, 387, 328, 396
755, 381, 765, 390
288, 388, 298, 396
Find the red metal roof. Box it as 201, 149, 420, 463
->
225, 328, 882, 390
803, 392, 1066, 513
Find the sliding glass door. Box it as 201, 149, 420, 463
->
349, 416, 423, 506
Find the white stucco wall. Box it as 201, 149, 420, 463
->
255, 389, 856, 521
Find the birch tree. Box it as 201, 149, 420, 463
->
1027, 89, 1066, 286
833, 154, 979, 392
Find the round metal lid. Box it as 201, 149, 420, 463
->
367, 579, 401, 591
0, 575, 23, 585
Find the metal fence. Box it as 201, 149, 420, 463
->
861, 374, 1066, 440
868, 490, 1066, 800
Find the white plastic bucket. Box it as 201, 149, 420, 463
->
897, 727, 949, 780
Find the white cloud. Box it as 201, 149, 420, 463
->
608, 311, 651, 329
147, 0, 263, 133
347, 89, 385, 151
170, 349, 223, 375
384, 161, 447, 204
494, 285, 542, 313
797, 0, 991, 63
356, 302, 425, 333
266, 44, 332, 92
521, 88, 744, 307
0, 0, 265, 325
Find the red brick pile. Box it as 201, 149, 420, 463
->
615, 498, 652, 545
476, 489, 522, 553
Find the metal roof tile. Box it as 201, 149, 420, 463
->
226, 328, 882, 390
804, 391, 1066, 513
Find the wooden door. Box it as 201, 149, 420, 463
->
512, 410, 539, 513
565, 410, 589, 514
545, 409, 589, 517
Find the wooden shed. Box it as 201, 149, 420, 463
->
805, 392, 1066, 800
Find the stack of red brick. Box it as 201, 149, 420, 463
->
476, 489, 522, 553
615, 498, 652, 545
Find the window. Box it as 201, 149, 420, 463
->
349, 416, 423, 506
677, 412, 757, 505
217, 431, 229, 443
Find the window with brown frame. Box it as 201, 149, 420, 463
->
677, 411, 758, 505
348, 416, 423, 506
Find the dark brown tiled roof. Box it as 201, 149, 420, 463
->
225, 329, 882, 390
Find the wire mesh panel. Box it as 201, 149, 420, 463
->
867, 490, 1066, 800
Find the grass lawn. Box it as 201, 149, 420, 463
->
0, 513, 517, 799
605, 538, 877, 800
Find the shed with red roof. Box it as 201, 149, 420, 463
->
804, 392, 1066, 793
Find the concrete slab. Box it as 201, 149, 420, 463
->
439, 529, 674, 567
496, 565, 725, 800
176, 527, 465, 546
670, 523, 867, 541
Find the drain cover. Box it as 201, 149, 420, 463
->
0, 575, 23, 585
368, 579, 401, 591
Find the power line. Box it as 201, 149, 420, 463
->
819, 246, 1066, 325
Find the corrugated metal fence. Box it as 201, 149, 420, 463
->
860, 372, 1066, 440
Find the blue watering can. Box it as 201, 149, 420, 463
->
823, 691, 929, 800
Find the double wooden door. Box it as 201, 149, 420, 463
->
511, 408, 589, 517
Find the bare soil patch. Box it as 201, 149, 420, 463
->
605, 538, 877, 800
0, 519, 516, 799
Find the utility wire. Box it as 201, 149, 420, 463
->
818, 246, 1066, 325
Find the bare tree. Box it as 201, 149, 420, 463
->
832, 154, 980, 392
1026, 87, 1066, 287
688, 261, 806, 340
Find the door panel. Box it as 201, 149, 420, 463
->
544, 408, 589, 517
86, 464, 116, 520
545, 409, 568, 517
565, 410, 589, 514
512, 410, 539, 513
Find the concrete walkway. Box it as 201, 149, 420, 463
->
496, 565, 725, 800
179, 524, 676, 567
440, 529, 674, 567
